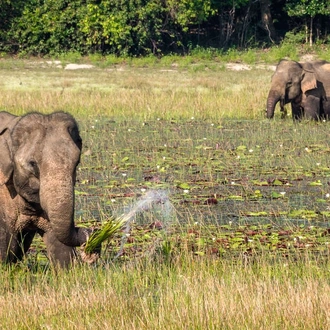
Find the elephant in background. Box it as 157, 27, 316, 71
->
0, 111, 99, 268
266, 59, 330, 120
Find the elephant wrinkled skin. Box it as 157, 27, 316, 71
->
0, 111, 98, 268
266, 59, 330, 120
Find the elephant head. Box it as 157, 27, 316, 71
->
0, 111, 98, 267
266, 60, 318, 119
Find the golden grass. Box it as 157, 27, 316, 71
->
0, 60, 271, 121
0, 256, 328, 329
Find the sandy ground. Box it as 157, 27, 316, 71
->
61, 62, 277, 71
21, 55, 319, 72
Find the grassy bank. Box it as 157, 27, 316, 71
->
0, 58, 271, 121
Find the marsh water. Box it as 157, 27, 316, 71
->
74, 118, 330, 229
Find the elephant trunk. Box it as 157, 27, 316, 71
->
266, 90, 282, 119
39, 172, 89, 247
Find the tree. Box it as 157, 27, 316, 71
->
207, 0, 251, 47
259, 0, 278, 43
285, 0, 330, 46
0, 0, 26, 50
80, 0, 168, 55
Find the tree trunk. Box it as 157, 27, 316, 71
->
259, 0, 277, 43
309, 16, 313, 46
240, 0, 252, 47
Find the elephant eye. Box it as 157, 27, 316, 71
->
29, 160, 40, 178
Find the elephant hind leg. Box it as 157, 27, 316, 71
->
321, 99, 330, 120
42, 231, 76, 268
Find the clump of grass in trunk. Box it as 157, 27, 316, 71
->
84, 216, 125, 254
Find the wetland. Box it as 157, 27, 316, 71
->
0, 57, 329, 329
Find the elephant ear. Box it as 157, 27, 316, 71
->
301, 63, 317, 94
0, 111, 19, 185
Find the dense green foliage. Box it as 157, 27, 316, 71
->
1, 1, 330, 56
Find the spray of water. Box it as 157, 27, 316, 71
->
115, 189, 173, 258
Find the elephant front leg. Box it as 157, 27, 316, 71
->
0, 223, 14, 262
280, 105, 287, 119
42, 231, 77, 268
0, 221, 36, 263
291, 102, 303, 121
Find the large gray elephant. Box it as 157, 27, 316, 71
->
0, 111, 99, 268
266, 59, 330, 120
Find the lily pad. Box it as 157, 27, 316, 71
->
271, 191, 285, 199
288, 209, 318, 219
252, 180, 269, 186
309, 180, 322, 186
177, 182, 191, 190
228, 195, 244, 201
75, 190, 89, 196
272, 179, 284, 186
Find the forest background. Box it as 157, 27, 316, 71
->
1, 0, 330, 57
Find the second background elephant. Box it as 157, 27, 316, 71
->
266, 59, 330, 120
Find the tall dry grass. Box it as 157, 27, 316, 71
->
0, 255, 328, 329
0, 60, 271, 121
